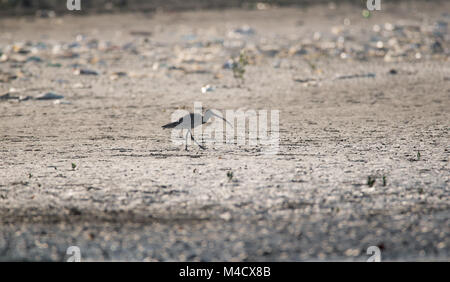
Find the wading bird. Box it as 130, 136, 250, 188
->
162, 109, 233, 151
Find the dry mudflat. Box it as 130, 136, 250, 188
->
0, 3, 449, 261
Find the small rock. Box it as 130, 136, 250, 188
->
110, 72, 127, 80
0, 71, 18, 83
73, 82, 93, 89
388, 69, 398, 75
0, 92, 18, 100
223, 59, 235, 69
35, 92, 64, 101
233, 26, 255, 36
74, 69, 99, 76
130, 31, 152, 37
201, 85, 215, 94
53, 100, 72, 105
431, 41, 444, 54
47, 62, 62, 68
36, 10, 56, 18
26, 56, 43, 63
335, 73, 376, 80
220, 212, 232, 221
228, 25, 255, 38
294, 78, 318, 83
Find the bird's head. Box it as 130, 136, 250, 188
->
204, 109, 233, 127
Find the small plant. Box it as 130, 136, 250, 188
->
232, 50, 249, 84
417, 150, 421, 161
71, 163, 77, 170
28, 173, 32, 179
362, 9, 371, 18
227, 171, 234, 182
305, 59, 317, 72
367, 176, 376, 187
382, 175, 387, 187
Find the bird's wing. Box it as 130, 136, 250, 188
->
162, 117, 183, 129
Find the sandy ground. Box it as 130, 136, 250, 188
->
0, 3, 449, 261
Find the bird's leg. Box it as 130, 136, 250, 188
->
185, 130, 189, 151
189, 130, 206, 150
201, 130, 205, 146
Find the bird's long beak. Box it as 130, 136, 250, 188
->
211, 112, 233, 128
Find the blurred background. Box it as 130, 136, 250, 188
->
0, 0, 411, 16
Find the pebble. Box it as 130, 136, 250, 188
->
201, 85, 215, 94
74, 69, 99, 76
34, 92, 64, 100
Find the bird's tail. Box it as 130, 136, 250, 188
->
162, 121, 180, 129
